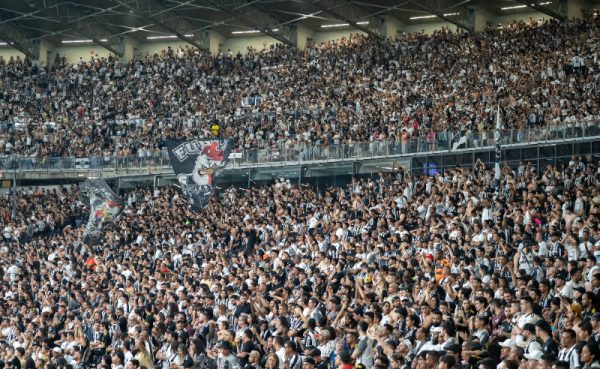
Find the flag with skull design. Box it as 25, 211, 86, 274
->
166, 138, 233, 210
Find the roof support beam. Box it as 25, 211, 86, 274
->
404, 0, 473, 32
513, 0, 565, 21
304, 0, 383, 40
205, 0, 296, 47
111, 0, 206, 50
0, 20, 39, 59
249, 1, 295, 29
351, 2, 411, 20
26, 0, 123, 56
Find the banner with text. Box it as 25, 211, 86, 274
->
166, 138, 233, 211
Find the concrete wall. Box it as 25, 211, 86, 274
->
0, 47, 26, 62
568, 0, 588, 19
382, 15, 405, 41
296, 24, 315, 50
403, 21, 458, 35
54, 45, 114, 64
222, 35, 281, 54
493, 11, 548, 25
312, 29, 368, 44
122, 36, 138, 62
0, 41, 115, 65
135, 40, 192, 57
471, 6, 496, 32
209, 31, 225, 55
38, 40, 54, 65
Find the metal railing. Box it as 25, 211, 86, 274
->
222, 121, 600, 166
0, 120, 598, 173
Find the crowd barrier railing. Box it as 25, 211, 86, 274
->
0, 120, 598, 173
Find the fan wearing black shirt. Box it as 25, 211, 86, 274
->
536, 320, 558, 359
244, 224, 257, 255
237, 330, 259, 367
175, 318, 190, 345
0, 346, 20, 369
234, 293, 253, 319
89, 321, 111, 365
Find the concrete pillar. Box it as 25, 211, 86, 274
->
122, 36, 138, 63
208, 31, 225, 55
37, 39, 55, 65
296, 24, 314, 50
468, 6, 495, 32
381, 15, 405, 41
567, 0, 590, 19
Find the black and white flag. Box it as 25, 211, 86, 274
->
81, 179, 124, 245
166, 139, 233, 211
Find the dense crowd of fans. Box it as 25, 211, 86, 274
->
0, 15, 599, 159
1, 8, 600, 369
1, 156, 600, 369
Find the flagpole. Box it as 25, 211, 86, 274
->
11, 156, 17, 221
494, 105, 501, 193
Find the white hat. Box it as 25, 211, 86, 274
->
499, 339, 517, 348
432, 326, 444, 334
52, 347, 63, 354
524, 350, 543, 361
402, 339, 413, 351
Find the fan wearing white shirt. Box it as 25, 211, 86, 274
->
579, 229, 594, 258
515, 297, 540, 334
557, 329, 580, 369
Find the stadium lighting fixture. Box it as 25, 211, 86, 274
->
409, 13, 460, 20
146, 34, 194, 40
501, 2, 551, 10
62, 39, 108, 44
232, 30, 260, 34
231, 29, 279, 34
320, 21, 369, 28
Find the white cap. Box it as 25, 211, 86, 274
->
402, 339, 413, 352
524, 350, 543, 361
498, 339, 517, 348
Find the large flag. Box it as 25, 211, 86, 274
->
81, 179, 124, 245
166, 138, 233, 210
494, 106, 502, 186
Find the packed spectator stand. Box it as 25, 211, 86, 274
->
2, 155, 600, 369
2, 9, 600, 369
0, 15, 599, 161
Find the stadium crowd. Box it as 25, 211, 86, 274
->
0, 15, 599, 159
2, 156, 600, 369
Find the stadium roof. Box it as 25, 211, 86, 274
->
0, 0, 594, 58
